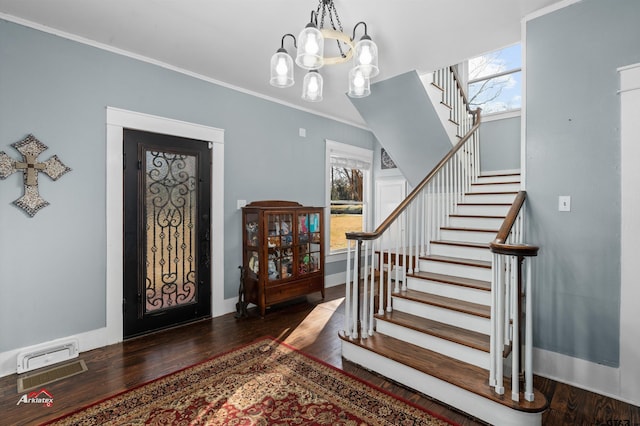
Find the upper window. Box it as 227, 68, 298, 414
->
325, 140, 372, 255
468, 43, 521, 114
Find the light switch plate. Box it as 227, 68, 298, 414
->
558, 196, 571, 212
237, 199, 247, 210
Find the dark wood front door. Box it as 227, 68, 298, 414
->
123, 129, 212, 338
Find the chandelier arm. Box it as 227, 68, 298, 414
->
352, 21, 369, 40
280, 33, 297, 49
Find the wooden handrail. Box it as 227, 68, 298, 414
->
489, 191, 539, 257
346, 109, 481, 241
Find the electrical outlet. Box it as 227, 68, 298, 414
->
558, 196, 571, 212
299, 128, 306, 137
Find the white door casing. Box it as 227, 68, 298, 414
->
106, 107, 225, 345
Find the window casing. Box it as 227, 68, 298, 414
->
325, 140, 372, 256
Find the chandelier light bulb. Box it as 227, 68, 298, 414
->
270, 48, 294, 88
358, 45, 373, 65
354, 37, 379, 78
348, 67, 370, 98
302, 70, 323, 102
296, 24, 324, 70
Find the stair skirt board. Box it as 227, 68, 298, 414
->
429, 243, 492, 262
406, 277, 491, 306
375, 320, 490, 369
418, 259, 492, 281
391, 297, 490, 335
341, 341, 542, 426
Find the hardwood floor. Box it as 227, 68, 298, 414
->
1, 285, 638, 425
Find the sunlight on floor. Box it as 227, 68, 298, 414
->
281, 297, 345, 349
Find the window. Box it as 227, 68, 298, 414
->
325, 140, 372, 255
468, 43, 521, 114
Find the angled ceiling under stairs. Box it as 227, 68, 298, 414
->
349, 70, 451, 187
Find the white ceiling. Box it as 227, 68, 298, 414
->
0, 0, 564, 127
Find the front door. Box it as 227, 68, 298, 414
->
123, 129, 211, 338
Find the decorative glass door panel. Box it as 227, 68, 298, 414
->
144, 150, 197, 312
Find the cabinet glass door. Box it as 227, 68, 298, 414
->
298, 212, 321, 276
267, 213, 293, 281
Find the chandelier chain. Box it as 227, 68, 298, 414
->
316, 0, 347, 58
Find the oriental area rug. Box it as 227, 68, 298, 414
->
44, 337, 458, 425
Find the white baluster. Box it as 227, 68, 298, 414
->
369, 240, 375, 336
525, 257, 535, 402
401, 210, 407, 291
490, 252, 498, 388
511, 255, 520, 401
394, 219, 400, 293
495, 254, 505, 395
362, 242, 369, 339
378, 237, 384, 315
352, 244, 359, 339
387, 243, 393, 311
345, 240, 352, 337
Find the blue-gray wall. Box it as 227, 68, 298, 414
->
0, 19, 373, 352
526, 0, 640, 367
480, 115, 520, 172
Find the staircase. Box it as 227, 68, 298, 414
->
340, 67, 547, 425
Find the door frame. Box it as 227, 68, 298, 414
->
106, 107, 225, 345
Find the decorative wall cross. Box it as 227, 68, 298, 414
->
0, 134, 71, 217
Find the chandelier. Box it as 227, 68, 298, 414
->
269, 0, 379, 102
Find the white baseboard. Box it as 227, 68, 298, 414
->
0, 328, 108, 378
324, 272, 346, 288
532, 347, 639, 405
1, 297, 242, 378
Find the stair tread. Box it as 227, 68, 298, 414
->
340, 332, 548, 413
450, 214, 506, 219
376, 310, 490, 352
430, 240, 490, 249
479, 172, 521, 178
421, 254, 492, 269
471, 181, 520, 186
407, 270, 491, 291
466, 191, 519, 195
440, 226, 498, 233
395, 289, 491, 318
458, 202, 512, 206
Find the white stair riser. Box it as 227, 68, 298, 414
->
406, 276, 491, 306
456, 204, 511, 216
419, 258, 492, 281
470, 182, 521, 193
376, 320, 490, 369
449, 216, 504, 230
476, 175, 521, 184
430, 243, 492, 262
341, 341, 543, 426
392, 296, 490, 334
463, 193, 517, 204
440, 228, 496, 244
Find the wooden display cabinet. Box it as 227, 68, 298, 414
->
241, 200, 324, 316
